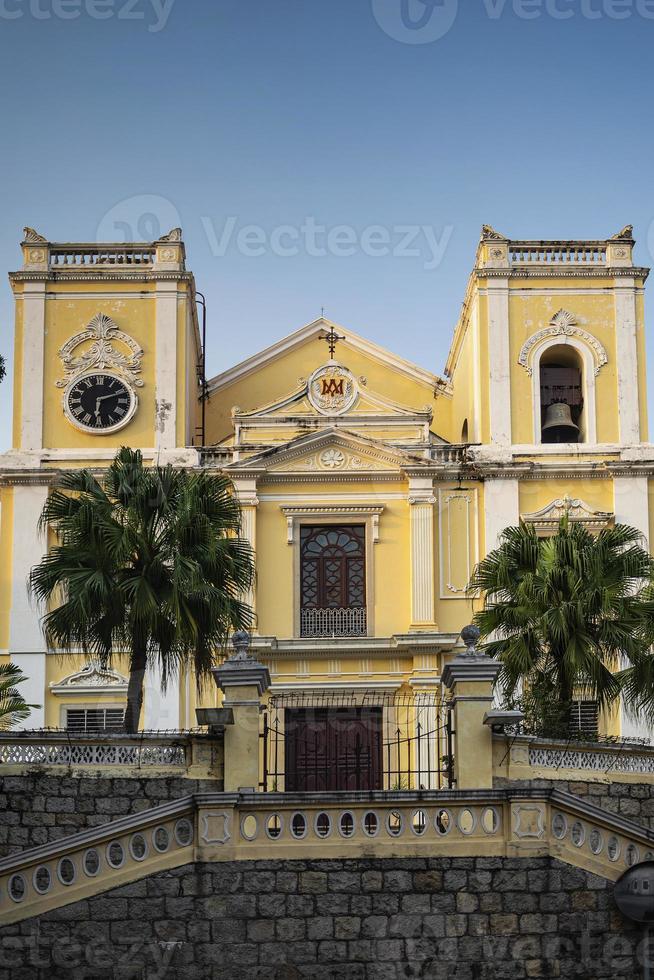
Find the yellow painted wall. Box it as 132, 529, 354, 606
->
205, 340, 440, 446
508, 286, 620, 445
0, 489, 13, 651
40, 284, 158, 451
519, 479, 614, 519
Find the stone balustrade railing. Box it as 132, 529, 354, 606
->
494, 733, 654, 784
49, 244, 156, 267
1, 787, 652, 925
508, 241, 607, 266
0, 730, 222, 779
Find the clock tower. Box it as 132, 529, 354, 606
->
0, 228, 202, 726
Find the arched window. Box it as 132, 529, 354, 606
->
300, 525, 366, 636
461, 418, 469, 443
539, 345, 584, 444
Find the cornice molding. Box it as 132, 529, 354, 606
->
475, 267, 650, 281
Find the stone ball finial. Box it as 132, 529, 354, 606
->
460, 624, 481, 656
231, 630, 251, 661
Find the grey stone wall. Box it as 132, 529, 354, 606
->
496, 776, 654, 832
0, 774, 218, 858
0, 856, 642, 980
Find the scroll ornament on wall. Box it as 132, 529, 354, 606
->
55, 313, 144, 389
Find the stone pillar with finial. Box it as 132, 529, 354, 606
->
213, 631, 270, 793
442, 625, 502, 790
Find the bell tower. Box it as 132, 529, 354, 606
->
0, 228, 202, 725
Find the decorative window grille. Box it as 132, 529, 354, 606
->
65, 707, 125, 734
300, 525, 366, 637
569, 700, 599, 739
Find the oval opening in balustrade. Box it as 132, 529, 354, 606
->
363, 812, 379, 837
552, 814, 567, 840
435, 809, 451, 836
412, 810, 427, 836
457, 809, 475, 835
130, 834, 148, 862
241, 815, 258, 841
607, 836, 621, 862
626, 843, 640, 867
571, 822, 585, 848
106, 842, 125, 869
339, 812, 355, 838
291, 813, 307, 839
83, 848, 100, 877
589, 829, 603, 855
481, 808, 499, 835
315, 812, 331, 839
153, 827, 170, 853
266, 814, 283, 840
8, 874, 26, 903
58, 858, 76, 885
175, 819, 194, 847
387, 810, 403, 838
33, 866, 51, 895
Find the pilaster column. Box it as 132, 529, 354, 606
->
143, 664, 180, 731
484, 477, 519, 553
154, 280, 179, 454
10, 482, 50, 728
486, 278, 511, 447
233, 477, 259, 628
614, 277, 641, 444
213, 631, 270, 793
20, 282, 46, 453
408, 475, 436, 630
442, 626, 501, 789
614, 475, 649, 548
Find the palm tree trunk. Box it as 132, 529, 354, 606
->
124, 647, 147, 734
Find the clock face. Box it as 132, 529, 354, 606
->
64, 373, 137, 433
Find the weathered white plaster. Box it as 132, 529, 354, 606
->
614, 279, 641, 444
155, 282, 179, 453
143, 662, 180, 730
10, 483, 50, 728
487, 279, 511, 446
485, 478, 519, 552
20, 283, 46, 452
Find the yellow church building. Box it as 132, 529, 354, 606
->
1, 223, 652, 764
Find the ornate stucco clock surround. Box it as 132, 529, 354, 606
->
57, 313, 143, 434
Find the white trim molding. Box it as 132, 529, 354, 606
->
517, 311, 608, 377
50, 661, 129, 696
438, 488, 478, 599
521, 496, 614, 535
518, 312, 606, 445
484, 478, 519, 553
408, 477, 436, 628
281, 505, 384, 545
487, 278, 511, 446
614, 280, 641, 444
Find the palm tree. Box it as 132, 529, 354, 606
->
0, 664, 39, 729
468, 518, 654, 736
29, 447, 254, 733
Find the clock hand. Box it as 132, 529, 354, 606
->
95, 391, 122, 402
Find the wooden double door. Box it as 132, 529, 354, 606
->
284, 707, 382, 792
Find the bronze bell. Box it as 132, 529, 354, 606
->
542, 402, 579, 442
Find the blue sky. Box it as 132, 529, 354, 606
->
2, 0, 654, 449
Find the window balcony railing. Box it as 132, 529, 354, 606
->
300, 606, 367, 638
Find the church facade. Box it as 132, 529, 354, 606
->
1, 224, 652, 753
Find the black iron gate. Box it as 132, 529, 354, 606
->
260, 690, 454, 792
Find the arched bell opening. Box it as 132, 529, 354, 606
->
539, 345, 584, 444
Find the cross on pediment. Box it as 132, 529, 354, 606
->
319, 325, 345, 359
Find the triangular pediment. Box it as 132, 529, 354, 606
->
234, 370, 432, 422
207, 317, 443, 394
227, 429, 429, 476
